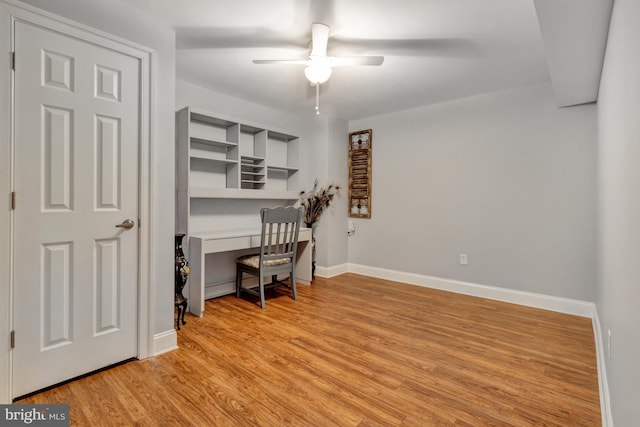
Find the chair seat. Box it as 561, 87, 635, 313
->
237, 254, 292, 270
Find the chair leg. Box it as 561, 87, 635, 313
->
236, 267, 242, 298
290, 272, 297, 301
259, 276, 266, 309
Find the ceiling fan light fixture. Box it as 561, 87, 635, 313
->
304, 63, 332, 84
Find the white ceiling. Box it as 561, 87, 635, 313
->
125, 0, 612, 120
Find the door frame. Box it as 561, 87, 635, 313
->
0, 0, 156, 402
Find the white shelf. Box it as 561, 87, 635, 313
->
191, 136, 236, 148
268, 129, 297, 142
190, 154, 237, 165
267, 165, 299, 172
190, 187, 299, 200
190, 109, 236, 127
241, 155, 265, 163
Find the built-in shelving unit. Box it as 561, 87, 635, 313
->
176, 106, 301, 234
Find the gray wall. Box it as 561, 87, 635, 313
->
297, 114, 349, 272
348, 82, 597, 301
597, 0, 640, 423
10, 0, 177, 336
325, 116, 349, 268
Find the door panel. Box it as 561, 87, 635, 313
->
13, 21, 140, 398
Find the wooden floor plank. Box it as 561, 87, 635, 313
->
17, 273, 600, 426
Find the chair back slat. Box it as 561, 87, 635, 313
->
259, 206, 302, 264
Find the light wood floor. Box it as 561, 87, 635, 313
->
19, 273, 601, 426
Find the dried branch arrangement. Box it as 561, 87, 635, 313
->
298, 179, 341, 226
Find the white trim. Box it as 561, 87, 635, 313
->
153, 329, 178, 356
348, 263, 595, 318
1, 0, 155, 57
137, 48, 154, 360
593, 309, 614, 427
1, 0, 156, 401
316, 263, 348, 278
0, 1, 12, 405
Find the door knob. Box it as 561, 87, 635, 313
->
115, 219, 135, 229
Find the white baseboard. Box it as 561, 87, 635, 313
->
592, 309, 613, 427
316, 263, 349, 278
153, 329, 178, 356
348, 263, 595, 318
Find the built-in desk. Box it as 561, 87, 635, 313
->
188, 227, 312, 316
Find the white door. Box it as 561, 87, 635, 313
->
12, 20, 140, 397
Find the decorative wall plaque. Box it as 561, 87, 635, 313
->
348, 129, 372, 218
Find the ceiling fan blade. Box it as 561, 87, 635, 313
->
329, 38, 476, 58
176, 27, 308, 50
329, 56, 385, 67
252, 59, 310, 65
310, 22, 330, 57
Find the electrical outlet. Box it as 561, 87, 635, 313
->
607, 329, 612, 360
459, 254, 468, 265
347, 220, 355, 236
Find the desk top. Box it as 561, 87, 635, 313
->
190, 227, 311, 241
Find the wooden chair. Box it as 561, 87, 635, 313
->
236, 206, 302, 309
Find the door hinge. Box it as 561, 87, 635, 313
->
11, 52, 15, 71
10, 331, 15, 349
11, 191, 16, 210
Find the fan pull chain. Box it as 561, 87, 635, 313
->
315, 83, 320, 115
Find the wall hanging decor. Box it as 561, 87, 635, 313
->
348, 129, 372, 218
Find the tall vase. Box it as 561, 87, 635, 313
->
305, 222, 316, 279
175, 233, 189, 330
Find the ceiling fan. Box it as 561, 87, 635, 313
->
252, 23, 385, 114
